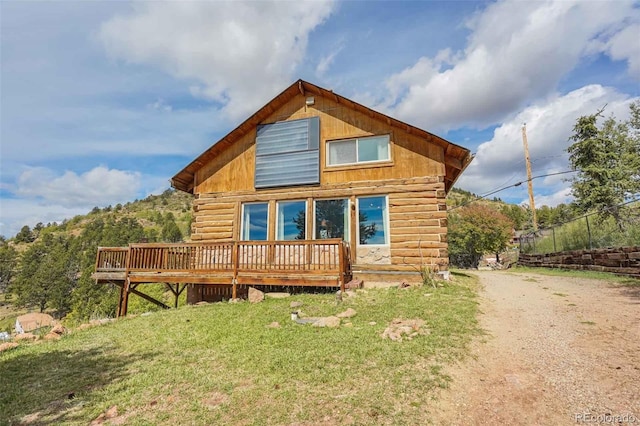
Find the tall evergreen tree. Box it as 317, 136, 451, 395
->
0, 240, 18, 293
568, 102, 640, 229
11, 234, 78, 314
161, 214, 183, 242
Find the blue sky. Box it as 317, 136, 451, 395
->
1, 0, 639, 238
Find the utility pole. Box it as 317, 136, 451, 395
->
522, 123, 538, 231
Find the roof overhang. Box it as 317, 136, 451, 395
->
171, 79, 472, 194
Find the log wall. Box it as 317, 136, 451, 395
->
191, 176, 449, 271
518, 246, 640, 278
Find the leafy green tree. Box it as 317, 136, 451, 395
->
536, 205, 554, 228
449, 204, 514, 268
500, 204, 528, 230
568, 102, 640, 229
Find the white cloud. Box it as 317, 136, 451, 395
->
148, 98, 172, 112
99, 1, 335, 121
604, 23, 640, 79
315, 39, 345, 78
15, 166, 141, 208
530, 187, 573, 208
457, 84, 639, 198
0, 198, 89, 239
382, 0, 638, 132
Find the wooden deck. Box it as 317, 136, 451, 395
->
93, 240, 351, 316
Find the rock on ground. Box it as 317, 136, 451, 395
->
312, 316, 341, 328
381, 319, 428, 342
248, 287, 264, 303
43, 332, 61, 341
0, 342, 19, 352
14, 333, 37, 341
51, 324, 65, 335
336, 308, 357, 318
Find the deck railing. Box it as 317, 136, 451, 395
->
95, 239, 350, 281
95, 247, 129, 271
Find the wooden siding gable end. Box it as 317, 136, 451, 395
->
172, 79, 472, 194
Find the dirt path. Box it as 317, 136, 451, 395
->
432, 271, 640, 425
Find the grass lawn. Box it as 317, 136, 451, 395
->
0, 274, 479, 425
509, 266, 640, 286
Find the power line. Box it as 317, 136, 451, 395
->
449, 170, 577, 211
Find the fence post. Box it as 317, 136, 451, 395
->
532, 233, 537, 253
552, 227, 557, 253
585, 216, 592, 250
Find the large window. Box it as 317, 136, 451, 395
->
276, 200, 306, 240
327, 135, 390, 166
357, 196, 388, 245
315, 199, 349, 241
241, 203, 268, 240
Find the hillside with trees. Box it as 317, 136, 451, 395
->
0, 189, 193, 326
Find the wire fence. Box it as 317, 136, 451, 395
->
519, 200, 640, 254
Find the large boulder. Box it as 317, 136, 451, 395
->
248, 287, 264, 304
15, 313, 55, 334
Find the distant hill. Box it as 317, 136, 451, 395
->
8, 189, 194, 247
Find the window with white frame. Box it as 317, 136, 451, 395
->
276, 200, 306, 240
357, 196, 388, 245
241, 202, 268, 240
327, 135, 390, 166
314, 199, 349, 241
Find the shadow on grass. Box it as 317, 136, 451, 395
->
0, 346, 155, 425
450, 270, 474, 278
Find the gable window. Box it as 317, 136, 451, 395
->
357, 196, 389, 245
241, 203, 268, 240
255, 117, 320, 188
314, 199, 349, 241
327, 135, 390, 166
276, 200, 306, 240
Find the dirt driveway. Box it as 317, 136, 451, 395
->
432, 271, 640, 425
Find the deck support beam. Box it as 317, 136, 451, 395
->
165, 283, 187, 308
112, 280, 171, 317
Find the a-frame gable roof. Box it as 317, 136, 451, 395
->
171, 79, 472, 194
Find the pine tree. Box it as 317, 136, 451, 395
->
568, 102, 640, 229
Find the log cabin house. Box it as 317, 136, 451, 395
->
94, 79, 472, 316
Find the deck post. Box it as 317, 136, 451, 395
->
119, 278, 131, 317
116, 282, 125, 317
119, 245, 132, 317
338, 241, 346, 294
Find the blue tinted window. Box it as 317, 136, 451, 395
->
277, 201, 306, 240
358, 196, 388, 245
241, 203, 268, 240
